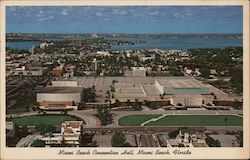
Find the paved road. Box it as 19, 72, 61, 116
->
68, 110, 101, 127
16, 133, 42, 147
82, 126, 242, 132
6, 111, 40, 118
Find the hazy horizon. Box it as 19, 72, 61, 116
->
6, 6, 243, 34
6, 32, 243, 35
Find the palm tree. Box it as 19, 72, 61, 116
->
112, 80, 116, 85
160, 94, 164, 99
92, 85, 96, 92
106, 90, 111, 99
18, 72, 23, 78
27, 71, 32, 77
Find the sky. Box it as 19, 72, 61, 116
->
6, 6, 243, 34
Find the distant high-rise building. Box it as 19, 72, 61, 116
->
40, 43, 48, 49
29, 45, 35, 54
92, 58, 98, 71
91, 33, 98, 38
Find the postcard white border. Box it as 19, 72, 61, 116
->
0, 0, 249, 159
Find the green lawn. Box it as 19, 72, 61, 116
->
118, 115, 243, 126
145, 115, 243, 126
118, 114, 161, 126
11, 115, 82, 126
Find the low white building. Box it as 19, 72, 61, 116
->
184, 67, 193, 75
140, 56, 155, 62
51, 80, 78, 87
40, 43, 49, 49
132, 67, 146, 77
6, 67, 49, 77
42, 121, 83, 146
37, 86, 83, 111
97, 51, 110, 56
184, 97, 203, 107
174, 130, 208, 147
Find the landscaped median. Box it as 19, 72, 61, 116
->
9, 115, 82, 127
118, 115, 243, 126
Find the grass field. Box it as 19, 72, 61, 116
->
118, 114, 161, 126
118, 115, 243, 126
11, 115, 82, 126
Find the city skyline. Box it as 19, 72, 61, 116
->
6, 6, 243, 34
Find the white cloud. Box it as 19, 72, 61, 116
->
60, 9, 69, 15
103, 18, 111, 21
174, 13, 180, 18
185, 11, 193, 16
148, 11, 159, 16
174, 13, 186, 18
96, 12, 103, 17
39, 16, 54, 21
112, 9, 128, 15
36, 10, 44, 17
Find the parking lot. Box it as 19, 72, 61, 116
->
92, 133, 138, 147
210, 134, 239, 147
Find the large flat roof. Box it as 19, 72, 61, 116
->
157, 79, 207, 88
55, 76, 231, 102
164, 87, 210, 94
40, 87, 83, 93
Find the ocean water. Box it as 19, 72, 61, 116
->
110, 37, 242, 50
6, 41, 39, 50
6, 37, 242, 51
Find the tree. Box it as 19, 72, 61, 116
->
200, 67, 210, 78
111, 132, 131, 147
83, 86, 96, 102
112, 80, 118, 85
168, 127, 189, 139
126, 99, 130, 105
17, 126, 29, 137
92, 85, 96, 92
155, 53, 161, 63
106, 90, 111, 99
35, 124, 55, 135
231, 68, 243, 93
232, 100, 242, 110
79, 133, 97, 147
131, 99, 142, 111
205, 136, 221, 147
72, 101, 76, 106
110, 85, 115, 92
96, 105, 112, 125
18, 72, 23, 78
105, 90, 111, 104
177, 103, 183, 106
27, 71, 32, 77
114, 99, 121, 107
237, 131, 243, 147
160, 94, 164, 99
147, 103, 161, 110
168, 129, 179, 139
